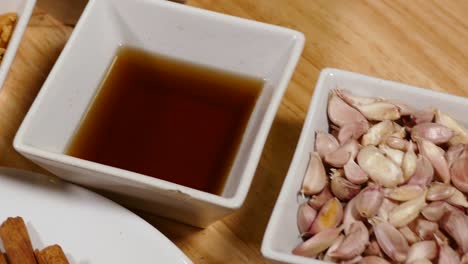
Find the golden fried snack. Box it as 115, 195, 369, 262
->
35, 245, 69, 264
0, 252, 7, 264
0, 217, 37, 264
0, 12, 17, 63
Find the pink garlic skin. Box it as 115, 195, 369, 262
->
462, 253, 468, 264
292, 227, 342, 257
399, 226, 420, 244
415, 218, 438, 240
436, 235, 461, 264
325, 139, 360, 168
323, 234, 344, 262
407, 155, 434, 186
410, 109, 435, 124
338, 121, 369, 144
343, 158, 368, 185
450, 154, 468, 193
355, 185, 384, 218
446, 143, 465, 167
386, 136, 408, 151
421, 201, 460, 222
301, 152, 328, 195
360, 256, 391, 264
328, 92, 368, 128
315, 131, 339, 158
374, 221, 409, 262
329, 221, 369, 260
426, 182, 456, 201
417, 138, 450, 184
308, 198, 343, 235
297, 203, 317, 234
377, 198, 398, 222
385, 185, 424, 202
406, 240, 437, 263
330, 175, 361, 201
342, 196, 362, 234
364, 240, 383, 257
308, 185, 333, 210
411, 122, 454, 145
440, 210, 468, 253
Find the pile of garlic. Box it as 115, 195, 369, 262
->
293, 89, 468, 264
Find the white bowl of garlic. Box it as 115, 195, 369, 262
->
261, 68, 468, 264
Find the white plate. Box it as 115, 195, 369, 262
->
0, 167, 192, 264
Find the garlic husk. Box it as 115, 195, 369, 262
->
325, 139, 360, 168
362, 120, 394, 146
338, 121, 369, 144
379, 144, 404, 167
445, 143, 465, 166
328, 92, 369, 128
329, 221, 369, 260
309, 198, 343, 235
360, 256, 391, 264
377, 198, 398, 222
440, 210, 468, 253
315, 131, 340, 158
385, 185, 424, 202
292, 227, 342, 257
343, 158, 368, 184
308, 184, 333, 210
435, 109, 468, 145
301, 152, 328, 196
426, 182, 456, 201
417, 138, 450, 184
435, 234, 461, 264
355, 185, 384, 218
411, 122, 454, 145
402, 142, 418, 181
331, 175, 361, 201
297, 202, 317, 234
388, 190, 427, 228
446, 187, 468, 208
450, 154, 468, 193
414, 218, 438, 240
406, 240, 437, 263
374, 221, 409, 262
407, 155, 434, 186
358, 146, 404, 187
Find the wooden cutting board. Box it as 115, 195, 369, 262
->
2, 1, 468, 263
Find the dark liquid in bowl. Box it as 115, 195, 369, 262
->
66, 46, 263, 195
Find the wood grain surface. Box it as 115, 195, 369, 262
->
2, 1, 468, 263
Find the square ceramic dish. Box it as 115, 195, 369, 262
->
0, 0, 36, 90
261, 68, 468, 263
14, 0, 304, 227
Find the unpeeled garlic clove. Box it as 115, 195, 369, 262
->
357, 146, 404, 187
450, 155, 468, 193
315, 131, 340, 158
402, 142, 418, 181
440, 210, 468, 253
335, 89, 383, 106
362, 120, 394, 146
330, 175, 361, 201
407, 155, 434, 186
406, 240, 437, 263
385, 185, 424, 202
446, 187, 468, 208
411, 122, 454, 145
309, 198, 343, 235
323, 234, 344, 262
379, 144, 404, 167
355, 185, 384, 219
301, 152, 328, 196
297, 202, 317, 235
399, 226, 420, 244
414, 218, 438, 240
388, 190, 427, 228
435, 109, 468, 145
347, 99, 401, 121
325, 139, 360, 168
374, 221, 409, 262
427, 182, 456, 201
343, 158, 368, 184
445, 143, 465, 166
421, 201, 459, 222
364, 239, 383, 257
342, 196, 362, 234
360, 256, 391, 264
377, 198, 398, 222
410, 109, 435, 125
308, 185, 333, 210
386, 136, 409, 151
328, 92, 369, 128
417, 138, 450, 184
329, 221, 369, 260
435, 234, 461, 264
292, 227, 343, 257
338, 121, 369, 144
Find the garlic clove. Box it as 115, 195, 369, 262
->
323, 234, 344, 262
325, 139, 360, 168
377, 198, 398, 222
309, 198, 343, 235
343, 196, 362, 235
362, 120, 394, 146
411, 122, 454, 145
360, 256, 391, 264
462, 253, 468, 264
410, 108, 435, 125
406, 240, 437, 263
450, 155, 468, 193
374, 221, 409, 262
379, 144, 404, 167
297, 202, 317, 234
399, 226, 420, 244
343, 158, 368, 184
355, 102, 401, 121
328, 92, 368, 128
355, 185, 384, 218
408, 258, 433, 264
427, 182, 456, 201
308, 184, 333, 210
315, 131, 340, 158
440, 210, 468, 253
402, 142, 418, 181
407, 155, 434, 186
391, 122, 407, 139
338, 121, 369, 144
386, 136, 409, 151
357, 146, 404, 187
388, 190, 427, 228
435, 233, 461, 264
364, 239, 383, 257
330, 175, 361, 201
421, 201, 460, 222
385, 185, 424, 202
292, 227, 343, 257
414, 218, 438, 240
301, 152, 328, 196
335, 89, 383, 105
329, 221, 369, 260
340, 255, 362, 264
446, 187, 468, 208
417, 138, 450, 184
446, 143, 465, 167
435, 109, 468, 146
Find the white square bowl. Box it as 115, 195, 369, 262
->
13, 0, 304, 227
0, 0, 36, 90
261, 68, 468, 263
